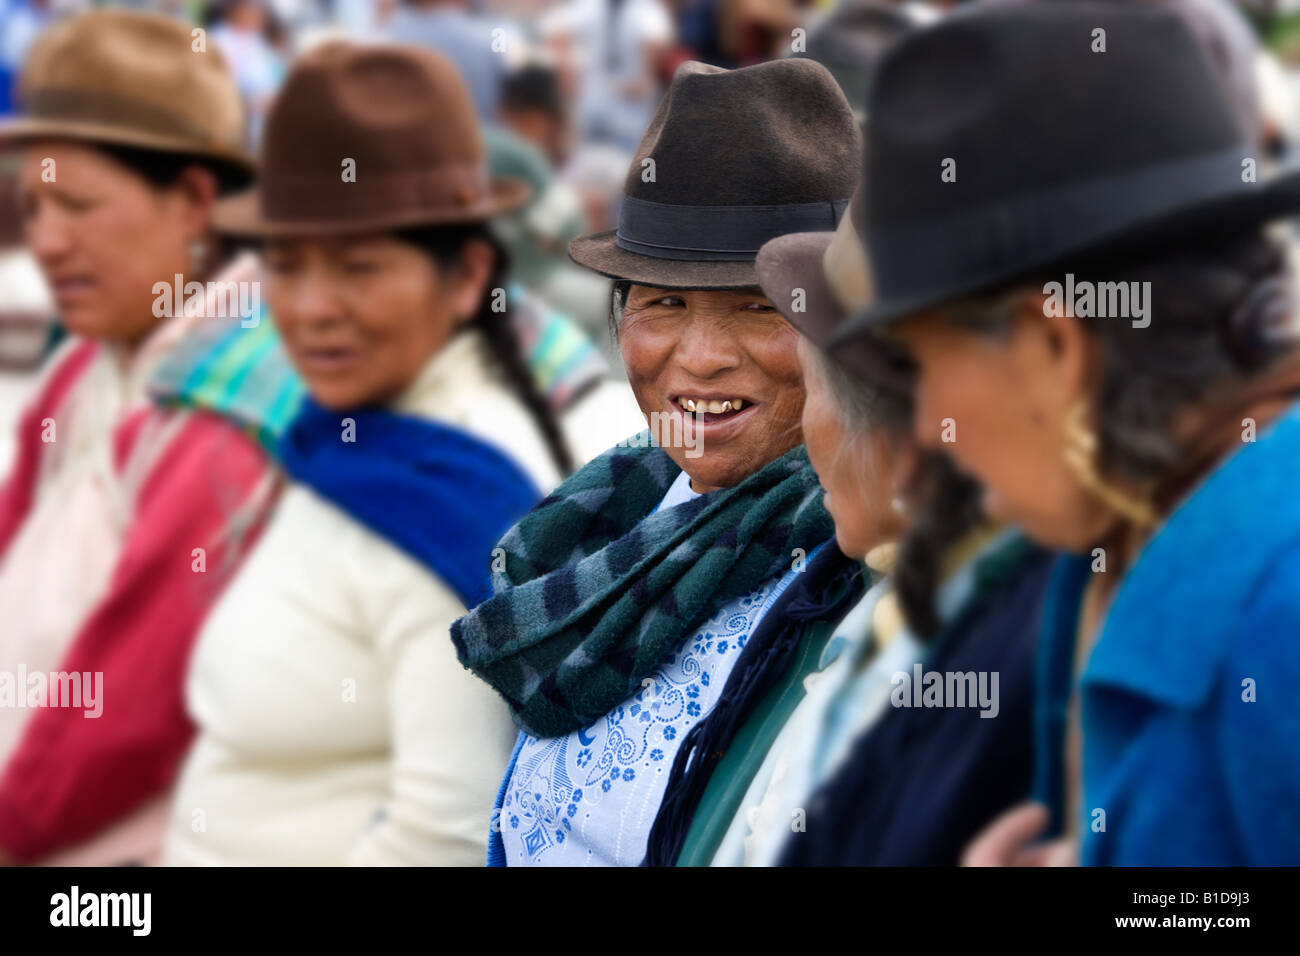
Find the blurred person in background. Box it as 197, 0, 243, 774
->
561, 140, 631, 235
485, 122, 628, 350
499, 62, 572, 169
0, 9, 274, 866
716, 0, 799, 66
0, 151, 55, 472
0, 0, 59, 114
207, 0, 289, 145
846, 4, 1300, 865
163, 42, 568, 866
451, 57, 857, 866
385, 0, 525, 121
788, 0, 919, 119
540, 0, 675, 155
673, 0, 731, 66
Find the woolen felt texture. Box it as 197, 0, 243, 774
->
568, 57, 859, 288
212, 42, 530, 237
450, 440, 833, 739
834, 2, 1300, 336
0, 9, 253, 178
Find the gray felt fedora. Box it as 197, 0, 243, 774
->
568, 57, 861, 290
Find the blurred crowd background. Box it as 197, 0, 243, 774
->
7, 0, 1298, 467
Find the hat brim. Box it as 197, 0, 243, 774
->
756, 229, 915, 393
0, 114, 255, 180
211, 176, 533, 238
836, 163, 1300, 340
568, 230, 762, 290
754, 231, 842, 345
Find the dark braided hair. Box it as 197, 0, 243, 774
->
892, 454, 984, 638
398, 222, 575, 476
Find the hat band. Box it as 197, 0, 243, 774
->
261, 164, 492, 222
867, 145, 1256, 301
616, 195, 850, 261
25, 86, 223, 146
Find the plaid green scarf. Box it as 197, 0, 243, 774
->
451, 439, 832, 738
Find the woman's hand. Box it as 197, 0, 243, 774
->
962, 801, 1078, 866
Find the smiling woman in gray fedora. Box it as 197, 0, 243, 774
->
451, 57, 858, 866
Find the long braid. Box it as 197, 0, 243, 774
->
476, 261, 575, 476
397, 223, 575, 477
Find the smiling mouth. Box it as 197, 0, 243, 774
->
674, 396, 753, 425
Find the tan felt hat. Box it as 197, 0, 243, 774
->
0, 9, 253, 180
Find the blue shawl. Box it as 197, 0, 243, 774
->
277, 396, 543, 608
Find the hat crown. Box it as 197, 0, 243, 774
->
264, 42, 483, 181
829, 1, 1300, 335
257, 42, 490, 221
18, 9, 246, 156
625, 57, 860, 206
866, 4, 1245, 226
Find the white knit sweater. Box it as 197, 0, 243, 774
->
163, 331, 561, 866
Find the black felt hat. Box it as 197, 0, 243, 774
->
568, 57, 861, 290
834, 1, 1300, 339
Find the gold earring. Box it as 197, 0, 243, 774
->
1063, 398, 1157, 529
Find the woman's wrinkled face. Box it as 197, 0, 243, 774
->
17, 141, 212, 346
798, 339, 912, 559
890, 301, 1114, 552
619, 285, 806, 493
263, 234, 492, 411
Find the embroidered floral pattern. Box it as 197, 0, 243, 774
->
501, 573, 795, 866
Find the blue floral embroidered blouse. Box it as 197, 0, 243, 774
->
492, 470, 803, 866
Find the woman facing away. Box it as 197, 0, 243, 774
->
451, 56, 859, 866
650, 189, 1054, 867
163, 42, 570, 866
747, 196, 1054, 867
0, 9, 276, 866
851, 4, 1300, 865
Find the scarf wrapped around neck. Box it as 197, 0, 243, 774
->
451, 437, 833, 738
278, 395, 542, 609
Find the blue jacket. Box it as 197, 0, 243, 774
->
1035, 399, 1300, 865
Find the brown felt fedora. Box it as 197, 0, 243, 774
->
213, 42, 531, 238
568, 57, 860, 290
756, 188, 913, 394
0, 9, 253, 182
